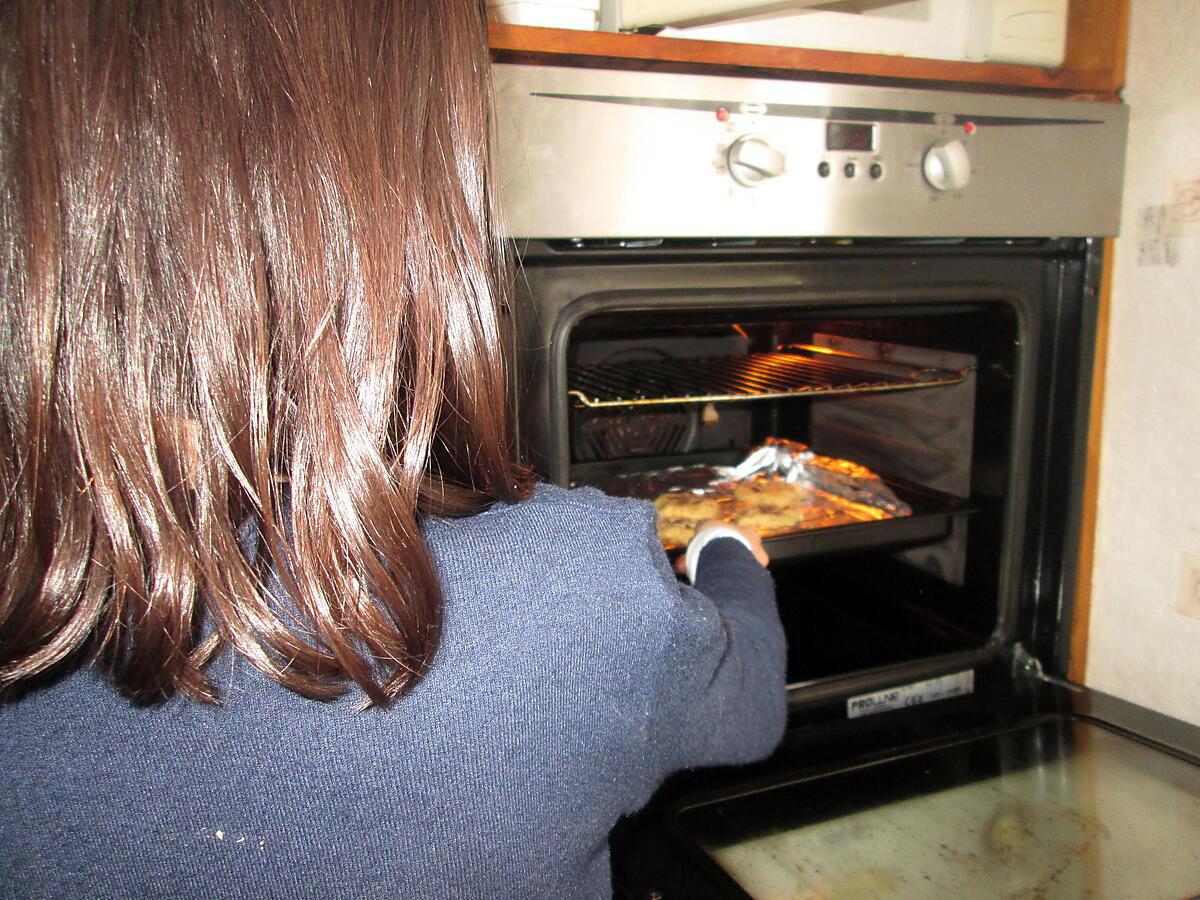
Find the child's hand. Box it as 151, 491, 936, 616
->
675, 520, 769, 573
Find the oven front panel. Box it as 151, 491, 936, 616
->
512, 243, 1094, 708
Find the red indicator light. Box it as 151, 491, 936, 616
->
963, 121, 977, 134
716, 107, 729, 122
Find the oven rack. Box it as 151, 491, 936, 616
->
567, 345, 969, 409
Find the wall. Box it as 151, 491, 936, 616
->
1086, 0, 1200, 726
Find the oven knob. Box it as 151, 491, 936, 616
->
726, 135, 786, 187
922, 140, 972, 191
922, 140, 971, 191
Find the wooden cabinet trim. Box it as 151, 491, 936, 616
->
1070, 237, 1117, 684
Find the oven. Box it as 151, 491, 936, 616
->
494, 65, 1200, 897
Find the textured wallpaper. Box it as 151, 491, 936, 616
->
1087, 0, 1200, 726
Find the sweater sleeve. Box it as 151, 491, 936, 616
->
643, 531, 788, 776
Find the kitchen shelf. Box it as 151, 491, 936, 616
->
489, 0, 1128, 98
567, 345, 969, 409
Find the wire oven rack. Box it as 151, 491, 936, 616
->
567, 344, 969, 409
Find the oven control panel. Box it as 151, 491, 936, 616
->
713, 105, 980, 198
494, 64, 1127, 239
718, 111, 974, 193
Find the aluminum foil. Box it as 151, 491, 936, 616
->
714, 438, 911, 518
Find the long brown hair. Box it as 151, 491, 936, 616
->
0, 0, 531, 705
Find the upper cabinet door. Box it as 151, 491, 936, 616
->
489, 0, 1129, 97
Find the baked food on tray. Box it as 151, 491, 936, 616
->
730, 505, 798, 533
642, 446, 909, 549
656, 518, 701, 548
653, 493, 722, 520
730, 479, 856, 534
731, 478, 812, 509
653, 493, 723, 547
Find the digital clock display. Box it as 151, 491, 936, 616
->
826, 122, 876, 152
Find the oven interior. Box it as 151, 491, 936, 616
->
562, 302, 1020, 687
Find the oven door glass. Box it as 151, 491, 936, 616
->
673, 717, 1200, 898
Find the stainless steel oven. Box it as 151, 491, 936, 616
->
494, 64, 1200, 897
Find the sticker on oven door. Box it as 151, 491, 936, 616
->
846, 670, 974, 719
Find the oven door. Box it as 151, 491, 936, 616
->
610, 669, 1200, 899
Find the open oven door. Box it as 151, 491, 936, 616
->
610, 660, 1200, 899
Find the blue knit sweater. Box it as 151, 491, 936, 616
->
1, 485, 787, 899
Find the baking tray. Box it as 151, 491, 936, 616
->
754, 478, 974, 564
573, 465, 975, 564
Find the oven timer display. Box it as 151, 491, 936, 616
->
826, 121, 876, 153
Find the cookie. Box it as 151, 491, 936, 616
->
731, 506, 797, 534
652, 493, 722, 520
656, 518, 698, 548
731, 479, 810, 510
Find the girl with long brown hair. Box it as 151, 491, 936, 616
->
0, 1, 785, 895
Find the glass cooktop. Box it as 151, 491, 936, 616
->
676, 718, 1200, 898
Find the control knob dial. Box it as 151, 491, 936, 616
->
922, 139, 972, 192
726, 135, 785, 187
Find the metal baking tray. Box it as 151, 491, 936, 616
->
574, 464, 975, 564
755, 478, 974, 563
